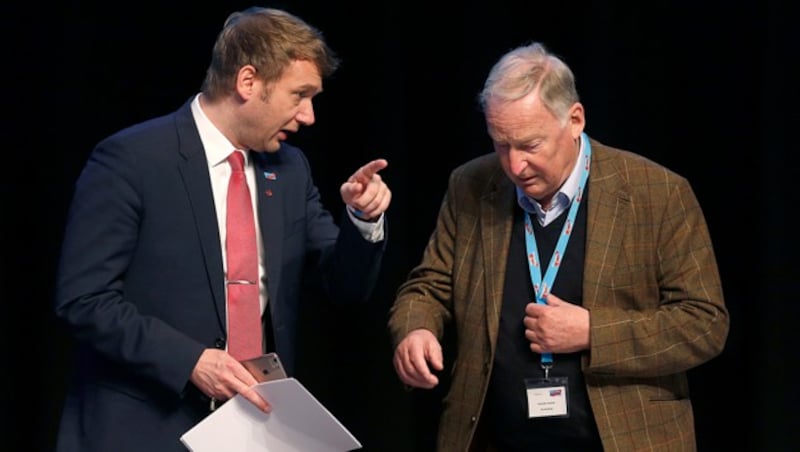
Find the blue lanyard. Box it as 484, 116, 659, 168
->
524, 133, 591, 369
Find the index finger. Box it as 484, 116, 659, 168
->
353, 158, 388, 184
240, 385, 271, 412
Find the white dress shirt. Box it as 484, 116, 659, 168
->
189, 94, 384, 316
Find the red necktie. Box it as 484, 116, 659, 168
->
225, 151, 262, 361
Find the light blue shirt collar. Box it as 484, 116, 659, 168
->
516, 135, 584, 226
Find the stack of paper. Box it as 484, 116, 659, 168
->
181, 377, 362, 452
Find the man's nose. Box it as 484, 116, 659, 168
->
296, 100, 315, 125
509, 149, 529, 176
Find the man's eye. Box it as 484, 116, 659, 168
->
521, 142, 542, 152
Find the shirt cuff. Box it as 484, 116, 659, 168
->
347, 207, 385, 243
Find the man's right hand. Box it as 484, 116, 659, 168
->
392, 328, 444, 389
189, 348, 271, 412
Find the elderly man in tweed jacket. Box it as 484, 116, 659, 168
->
388, 42, 728, 452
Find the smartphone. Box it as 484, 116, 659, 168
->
240, 352, 287, 383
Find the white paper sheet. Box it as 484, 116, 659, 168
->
180, 377, 362, 452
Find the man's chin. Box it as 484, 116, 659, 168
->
258, 140, 282, 153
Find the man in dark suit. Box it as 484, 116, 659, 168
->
54, 7, 391, 452
388, 42, 728, 451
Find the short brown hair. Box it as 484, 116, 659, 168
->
201, 7, 340, 101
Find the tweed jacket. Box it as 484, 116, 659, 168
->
388, 138, 729, 451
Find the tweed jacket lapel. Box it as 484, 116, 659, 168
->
583, 140, 632, 308
480, 165, 516, 353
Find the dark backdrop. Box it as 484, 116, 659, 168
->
5, 1, 797, 451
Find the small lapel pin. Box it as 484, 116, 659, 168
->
263, 171, 277, 180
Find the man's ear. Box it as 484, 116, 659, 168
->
568, 102, 586, 139
235, 65, 258, 100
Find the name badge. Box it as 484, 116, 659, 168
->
525, 377, 569, 418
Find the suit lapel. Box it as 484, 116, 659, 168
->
252, 151, 284, 302
583, 142, 631, 308
481, 165, 516, 353
174, 102, 226, 330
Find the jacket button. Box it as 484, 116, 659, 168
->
470, 416, 477, 423
214, 338, 226, 349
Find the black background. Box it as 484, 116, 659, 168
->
5, 1, 798, 451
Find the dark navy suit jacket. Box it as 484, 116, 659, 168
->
54, 99, 386, 452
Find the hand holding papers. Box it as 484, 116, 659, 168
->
181, 378, 362, 452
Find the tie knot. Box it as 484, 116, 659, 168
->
228, 151, 245, 172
